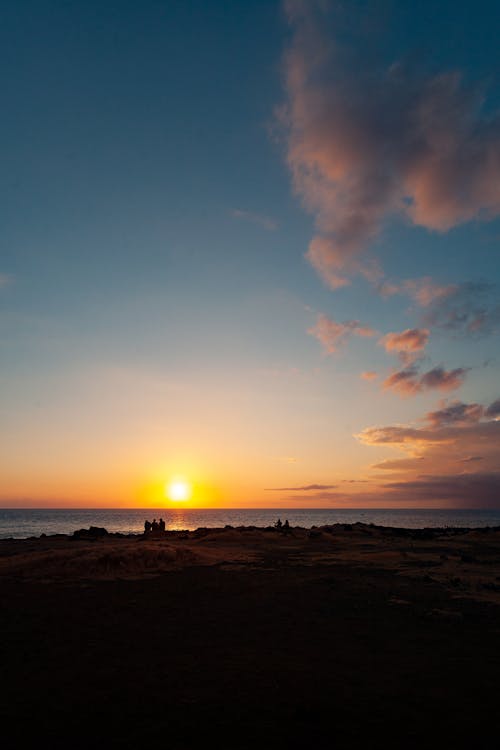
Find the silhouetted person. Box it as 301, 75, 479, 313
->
152, 518, 159, 532
144, 520, 151, 534
275, 518, 282, 529
283, 519, 290, 535
159, 518, 165, 532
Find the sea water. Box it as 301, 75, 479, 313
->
1, 507, 500, 539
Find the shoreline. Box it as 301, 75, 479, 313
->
2, 521, 500, 605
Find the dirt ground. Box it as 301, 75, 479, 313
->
2, 523, 500, 748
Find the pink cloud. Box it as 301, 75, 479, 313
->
358, 399, 500, 454
308, 313, 376, 353
379, 328, 429, 364
357, 398, 500, 504
382, 472, 500, 508
360, 370, 378, 381
420, 366, 467, 392
424, 401, 484, 428
383, 367, 421, 395
379, 277, 455, 307
282, 4, 500, 287
383, 365, 467, 396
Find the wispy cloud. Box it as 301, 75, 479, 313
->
308, 313, 376, 353
360, 370, 378, 381
422, 281, 500, 336
378, 277, 455, 307
231, 208, 278, 231
282, 2, 500, 288
266, 483, 337, 491
0, 273, 13, 289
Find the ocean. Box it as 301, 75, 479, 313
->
1, 507, 500, 539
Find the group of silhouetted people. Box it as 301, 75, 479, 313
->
144, 518, 166, 534
274, 518, 291, 534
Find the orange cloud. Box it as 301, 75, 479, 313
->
360, 371, 378, 381
308, 313, 376, 354
357, 399, 500, 472
355, 395, 500, 506
379, 328, 429, 364
266, 483, 337, 491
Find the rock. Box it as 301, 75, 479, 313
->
72, 526, 109, 540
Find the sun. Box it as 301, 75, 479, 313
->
166, 479, 191, 502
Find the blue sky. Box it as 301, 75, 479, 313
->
1, 1, 499, 507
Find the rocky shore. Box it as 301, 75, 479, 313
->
1, 522, 500, 748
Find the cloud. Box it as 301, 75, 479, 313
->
379, 328, 429, 364
358, 424, 449, 449
382, 366, 421, 395
358, 398, 500, 504
420, 366, 468, 392
378, 277, 456, 307
358, 398, 500, 455
266, 483, 337, 491
279, 490, 351, 503
282, 2, 500, 288
422, 281, 500, 335
371, 457, 426, 471
231, 209, 278, 231
360, 370, 378, 381
425, 401, 484, 428
383, 365, 467, 396
485, 399, 500, 419
308, 313, 376, 353
381, 472, 500, 508
0, 273, 12, 288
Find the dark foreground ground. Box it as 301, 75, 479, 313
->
1, 524, 500, 748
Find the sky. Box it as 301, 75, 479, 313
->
1, 0, 499, 509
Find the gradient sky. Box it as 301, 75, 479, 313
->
1, 0, 500, 508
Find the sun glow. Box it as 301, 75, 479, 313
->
166, 479, 191, 502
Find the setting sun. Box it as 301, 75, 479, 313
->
166, 479, 191, 502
